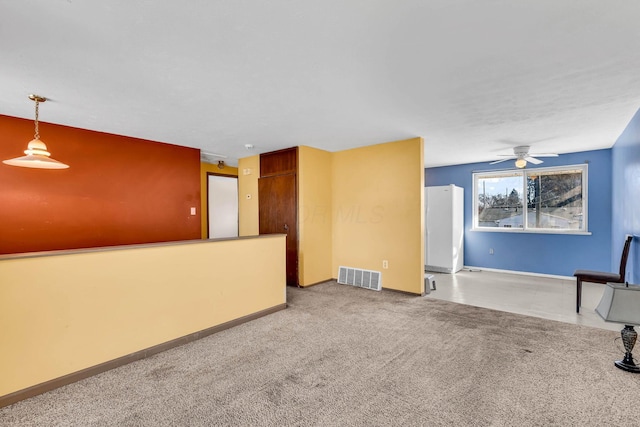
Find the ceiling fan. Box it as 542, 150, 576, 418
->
490, 145, 558, 168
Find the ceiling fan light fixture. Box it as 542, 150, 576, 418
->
3, 94, 69, 170
489, 145, 558, 167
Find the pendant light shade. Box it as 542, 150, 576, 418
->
3, 94, 69, 169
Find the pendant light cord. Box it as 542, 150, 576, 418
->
34, 99, 40, 140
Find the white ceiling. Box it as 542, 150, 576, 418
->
2, 1, 639, 167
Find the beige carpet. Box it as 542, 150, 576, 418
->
1, 281, 636, 426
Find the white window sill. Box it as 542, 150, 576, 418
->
470, 227, 592, 236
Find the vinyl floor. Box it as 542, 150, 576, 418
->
424, 269, 620, 332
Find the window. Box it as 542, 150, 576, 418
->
473, 164, 588, 234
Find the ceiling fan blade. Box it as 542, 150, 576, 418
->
489, 158, 512, 165
525, 156, 543, 165
529, 153, 558, 157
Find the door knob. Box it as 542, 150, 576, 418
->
283, 224, 289, 231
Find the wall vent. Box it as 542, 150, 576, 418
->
337, 266, 382, 291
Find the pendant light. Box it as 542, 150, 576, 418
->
3, 94, 69, 169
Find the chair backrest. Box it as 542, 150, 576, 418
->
619, 235, 633, 280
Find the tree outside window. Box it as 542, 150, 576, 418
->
473, 165, 587, 233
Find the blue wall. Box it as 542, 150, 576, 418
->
612, 108, 640, 284
425, 149, 612, 277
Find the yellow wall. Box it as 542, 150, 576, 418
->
332, 137, 424, 294
238, 138, 425, 293
200, 162, 238, 238
238, 155, 260, 236
0, 236, 286, 397
298, 146, 333, 286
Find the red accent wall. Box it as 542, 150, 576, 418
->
0, 115, 201, 255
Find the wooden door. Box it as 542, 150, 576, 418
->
259, 173, 298, 286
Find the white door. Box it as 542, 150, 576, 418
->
208, 175, 239, 239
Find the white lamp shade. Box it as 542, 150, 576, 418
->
2, 138, 69, 169
595, 283, 640, 326
2, 154, 70, 169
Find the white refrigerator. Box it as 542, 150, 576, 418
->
425, 185, 464, 273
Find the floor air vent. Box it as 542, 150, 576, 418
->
337, 266, 382, 291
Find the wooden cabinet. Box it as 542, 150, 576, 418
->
259, 147, 298, 286
260, 148, 297, 177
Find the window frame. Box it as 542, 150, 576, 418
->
472, 164, 589, 235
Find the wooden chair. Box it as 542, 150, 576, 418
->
574, 235, 633, 313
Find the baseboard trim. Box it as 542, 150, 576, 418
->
462, 265, 573, 281
299, 279, 334, 288
0, 303, 287, 409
